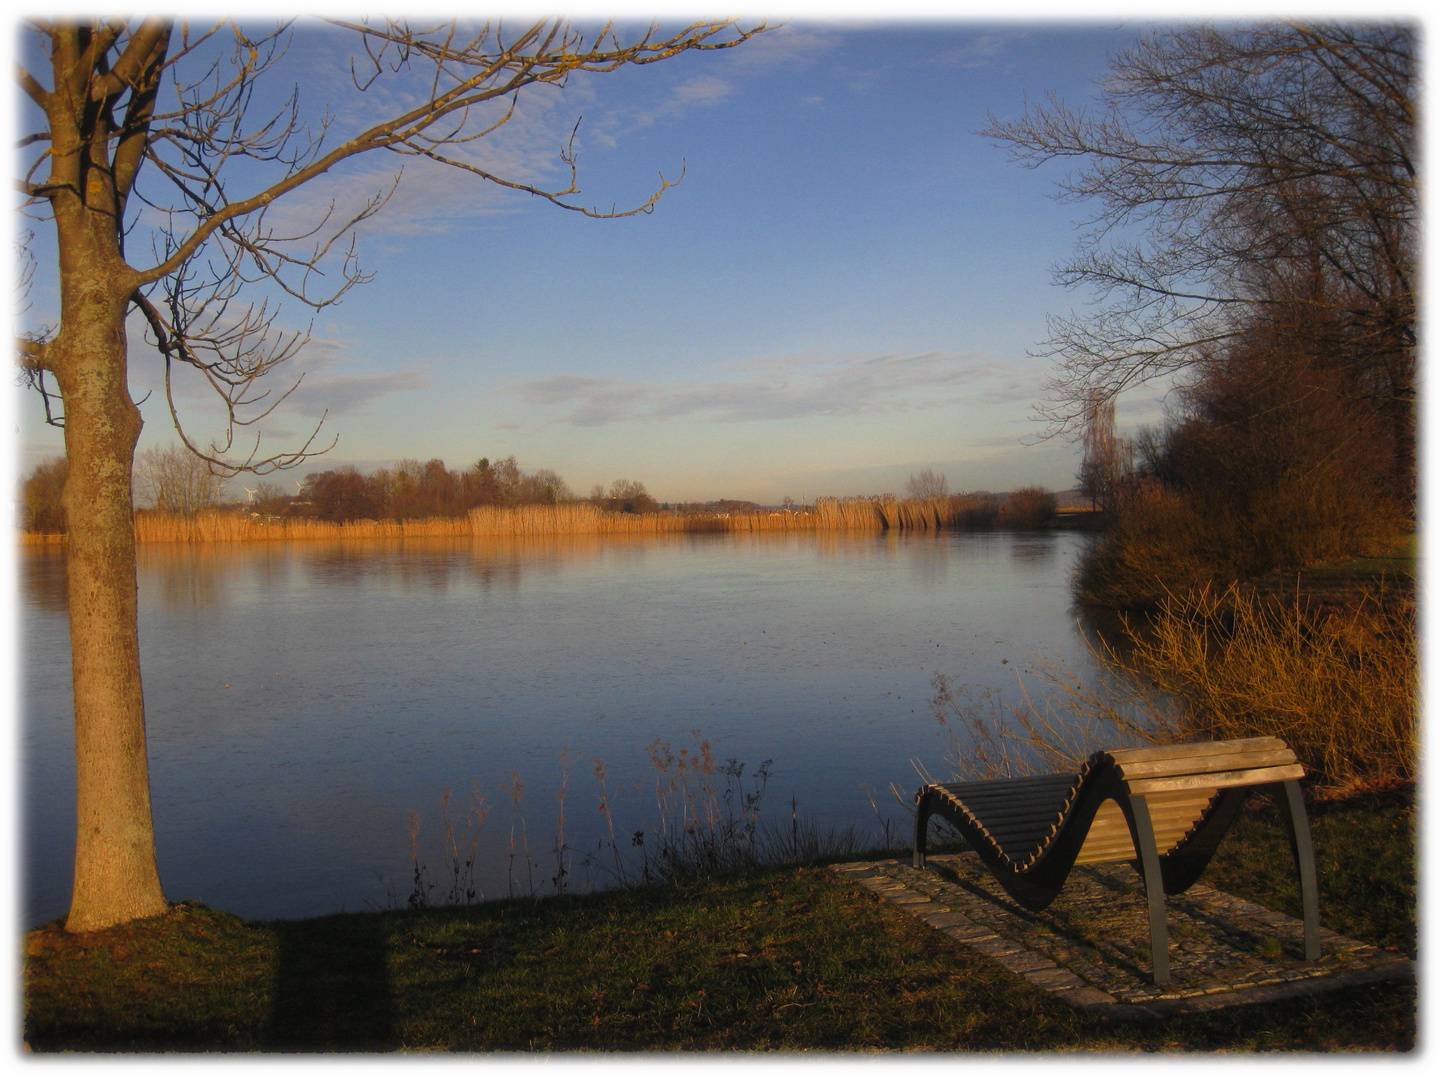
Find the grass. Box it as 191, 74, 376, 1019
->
22, 490, 1077, 544
23, 786, 1415, 1052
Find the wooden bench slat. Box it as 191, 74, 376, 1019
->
939, 776, 1075, 797
990, 835, 1056, 857
967, 810, 1066, 829
1104, 737, 1286, 765
1138, 788, 1220, 807
984, 821, 1062, 842
936, 788, 1074, 809
1127, 763, 1304, 794
1115, 748, 1296, 779
940, 796, 1070, 818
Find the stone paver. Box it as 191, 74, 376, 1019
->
828, 854, 1413, 1017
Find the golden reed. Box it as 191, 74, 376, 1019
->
21, 494, 1004, 545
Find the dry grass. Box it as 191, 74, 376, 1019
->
926, 657, 1177, 783
1122, 585, 1417, 795
27, 494, 1025, 545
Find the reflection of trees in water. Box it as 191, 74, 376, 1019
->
20, 548, 69, 613
1007, 533, 1059, 566
812, 531, 896, 561
140, 548, 233, 610
902, 534, 951, 588
297, 536, 634, 593
250, 546, 296, 595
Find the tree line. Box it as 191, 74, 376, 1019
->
18, 451, 664, 531
21, 452, 1064, 533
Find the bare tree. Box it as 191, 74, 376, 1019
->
134, 444, 227, 514
1077, 392, 1126, 514
904, 468, 949, 501
15, 16, 765, 932
984, 23, 1416, 498
20, 455, 69, 533
602, 478, 657, 513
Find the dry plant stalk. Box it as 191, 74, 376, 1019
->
1121, 584, 1417, 795
928, 649, 1176, 784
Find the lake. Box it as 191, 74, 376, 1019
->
20, 529, 1104, 924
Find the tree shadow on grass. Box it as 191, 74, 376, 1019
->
265, 913, 399, 1051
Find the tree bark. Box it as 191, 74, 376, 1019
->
51, 249, 168, 934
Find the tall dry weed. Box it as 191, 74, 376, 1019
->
927, 654, 1177, 784
1122, 584, 1417, 794
928, 584, 1416, 796
402, 781, 490, 908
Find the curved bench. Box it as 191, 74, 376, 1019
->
913, 736, 1320, 985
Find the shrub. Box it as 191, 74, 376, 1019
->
996, 486, 1056, 529
1078, 347, 1410, 610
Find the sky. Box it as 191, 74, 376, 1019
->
4, 3, 1419, 505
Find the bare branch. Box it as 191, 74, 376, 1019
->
985, 22, 1415, 442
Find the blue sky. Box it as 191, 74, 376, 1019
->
7, 4, 1396, 504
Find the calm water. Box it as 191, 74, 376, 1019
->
20, 529, 1101, 923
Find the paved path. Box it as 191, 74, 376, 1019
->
830, 853, 1413, 1018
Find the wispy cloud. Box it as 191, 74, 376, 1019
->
285, 369, 433, 417
511, 351, 1039, 428
929, 31, 1027, 70
583, 71, 736, 147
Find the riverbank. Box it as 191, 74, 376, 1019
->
23, 785, 1414, 1051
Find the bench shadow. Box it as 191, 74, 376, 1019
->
265, 913, 399, 1051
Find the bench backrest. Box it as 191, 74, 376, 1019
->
1074, 736, 1303, 864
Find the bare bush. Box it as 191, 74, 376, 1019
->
904, 468, 949, 501
1124, 586, 1417, 795
134, 445, 226, 515
996, 487, 1056, 529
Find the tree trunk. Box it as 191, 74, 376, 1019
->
53, 278, 168, 933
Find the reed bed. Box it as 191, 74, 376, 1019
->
44, 493, 1020, 545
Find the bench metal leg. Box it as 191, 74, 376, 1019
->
913, 790, 931, 870
1281, 779, 1322, 961
1129, 794, 1171, 986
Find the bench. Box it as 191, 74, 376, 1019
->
913, 736, 1320, 984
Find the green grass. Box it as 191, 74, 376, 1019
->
23, 788, 1415, 1052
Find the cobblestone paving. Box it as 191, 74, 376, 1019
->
829, 853, 1414, 1018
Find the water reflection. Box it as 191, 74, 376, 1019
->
19, 546, 67, 613
1008, 533, 1063, 566
23, 529, 1106, 924
148, 547, 232, 609
296, 535, 639, 593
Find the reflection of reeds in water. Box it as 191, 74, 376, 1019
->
98, 495, 1008, 543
